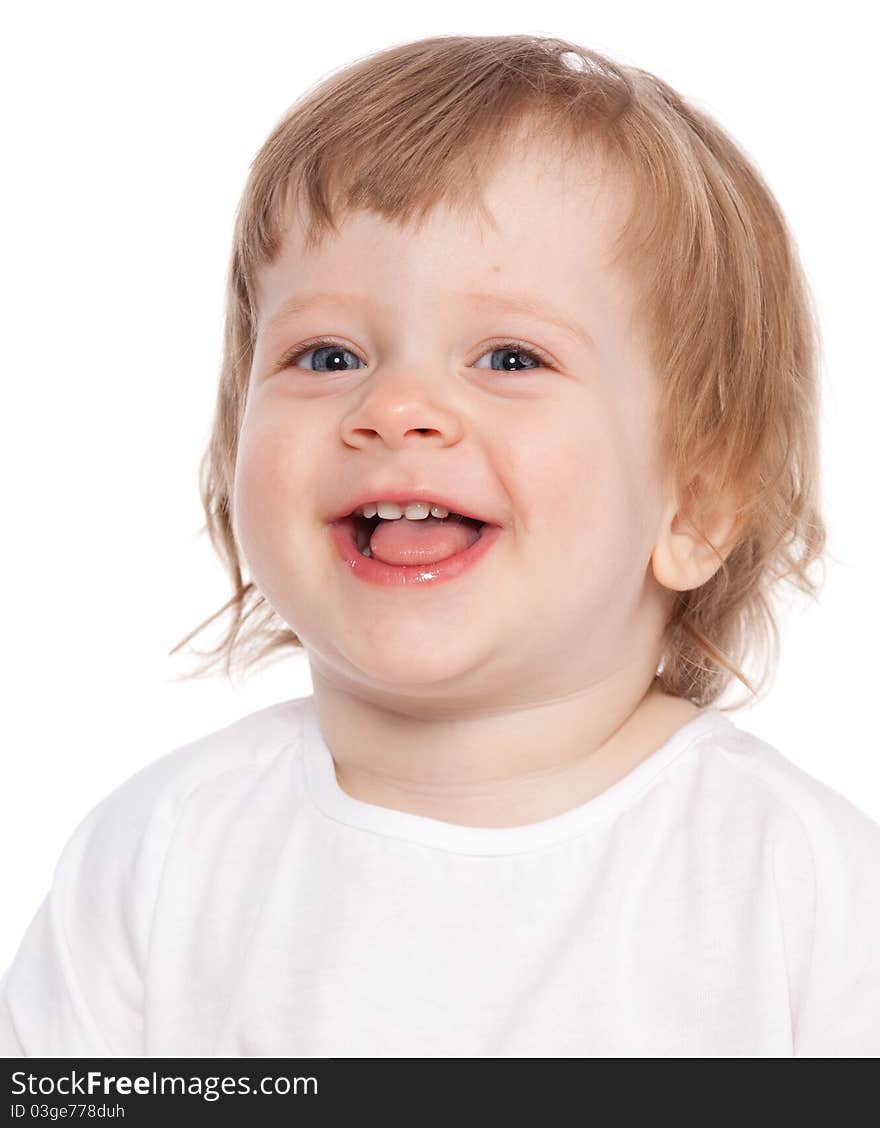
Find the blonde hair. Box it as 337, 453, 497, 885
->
169, 33, 828, 710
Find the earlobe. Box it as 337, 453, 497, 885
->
651, 479, 742, 593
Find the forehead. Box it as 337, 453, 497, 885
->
254, 139, 637, 341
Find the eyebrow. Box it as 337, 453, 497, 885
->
262, 289, 594, 350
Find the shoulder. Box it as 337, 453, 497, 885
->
75, 694, 311, 843
70, 690, 312, 887
696, 710, 880, 868
49, 695, 316, 913
52, 691, 313, 923
0, 695, 313, 1055
124, 693, 309, 797
662, 707, 880, 928
692, 711, 880, 1055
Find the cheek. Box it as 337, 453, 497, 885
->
567, 455, 635, 561
512, 418, 651, 571
568, 432, 663, 579
501, 409, 625, 522
232, 418, 313, 562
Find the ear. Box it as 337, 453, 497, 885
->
651, 475, 743, 593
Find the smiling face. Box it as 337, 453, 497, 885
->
232, 137, 681, 711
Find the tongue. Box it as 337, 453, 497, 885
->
369, 516, 481, 566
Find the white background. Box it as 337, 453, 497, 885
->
1, 0, 877, 969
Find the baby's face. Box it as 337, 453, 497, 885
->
234, 140, 677, 709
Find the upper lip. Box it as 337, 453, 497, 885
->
327, 487, 499, 526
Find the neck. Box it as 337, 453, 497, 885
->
308, 668, 701, 828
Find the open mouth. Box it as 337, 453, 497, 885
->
351, 510, 486, 558
328, 509, 501, 585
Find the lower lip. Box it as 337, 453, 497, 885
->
327, 516, 503, 587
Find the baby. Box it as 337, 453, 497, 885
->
2, 34, 878, 1058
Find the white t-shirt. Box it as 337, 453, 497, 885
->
1, 695, 879, 1058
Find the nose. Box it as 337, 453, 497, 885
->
339, 372, 465, 450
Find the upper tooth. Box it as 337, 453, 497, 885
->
360, 501, 451, 520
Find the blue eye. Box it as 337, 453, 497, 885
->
284, 341, 364, 372
473, 345, 543, 371
278, 338, 549, 373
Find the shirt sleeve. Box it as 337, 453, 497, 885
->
0, 766, 180, 1057
790, 790, 880, 1057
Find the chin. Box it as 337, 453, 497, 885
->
339, 637, 490, 690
